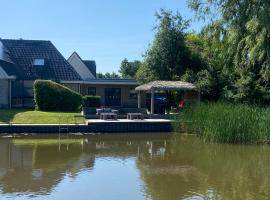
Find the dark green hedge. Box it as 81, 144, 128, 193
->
34, 80, 83, 111
83, 95, 101, 107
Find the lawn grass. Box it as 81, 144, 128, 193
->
0, 109, 85, 124
177, 102, 270, 144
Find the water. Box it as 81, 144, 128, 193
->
0, 133, 269, 200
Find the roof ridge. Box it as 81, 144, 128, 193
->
68, 51, 83, 61
1, 38, 51, 43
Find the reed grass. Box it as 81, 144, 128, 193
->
177, 102, 270, 144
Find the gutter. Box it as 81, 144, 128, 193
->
60, 80, 139, 86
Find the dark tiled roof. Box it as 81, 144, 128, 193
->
0, 41, 13, 63
0, 39, 82, 81
0, 60, 22, 78
82, 60, 96, 78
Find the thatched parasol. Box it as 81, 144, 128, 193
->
135, 80, 196, 91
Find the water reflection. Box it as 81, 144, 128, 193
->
138, 135, 270, 200
0, 134, 269, 200
0, 138, 94, 196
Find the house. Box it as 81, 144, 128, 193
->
0, 39, 141, 108
66, 52, 140, 107
0, 39, 82, 108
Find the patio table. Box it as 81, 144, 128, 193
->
100, 113, 118, 120
127, 113, 144, 120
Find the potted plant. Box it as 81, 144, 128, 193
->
82, 95, 102, 117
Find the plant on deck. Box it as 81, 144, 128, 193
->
179, 103, 270, 144
82, 95, 101, 107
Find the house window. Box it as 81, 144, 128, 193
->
129, 88, 137, 99
88, 87, 96, 95
11, 80, 34, 108
33, 58, 45, 66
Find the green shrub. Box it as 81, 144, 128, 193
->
177, 102, 270, 144
34, 80, 82, 111
83, 95, 101, 107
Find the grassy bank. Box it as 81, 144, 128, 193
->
0, 109, 85, 124
177, 103, 270, 144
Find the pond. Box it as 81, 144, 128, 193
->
0, 133, 269, 200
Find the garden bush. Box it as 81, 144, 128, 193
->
34, 80, 82, 111
82, 95, 101, 107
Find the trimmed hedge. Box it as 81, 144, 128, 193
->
34, 80, 83, 111
83, 95, 101, 107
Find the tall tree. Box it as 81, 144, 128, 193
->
182, 32, 225, 100
136, 9, 196, 83
119, 58, 141, 78
188, 0, 270, 103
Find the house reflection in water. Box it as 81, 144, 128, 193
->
0, 134, 169, 198
0, 138, 96, 195
0, 134, 268, 200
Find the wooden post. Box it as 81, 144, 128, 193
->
9, 79, 12, 108
138, 91, 141, 108
151, 89, 155, 115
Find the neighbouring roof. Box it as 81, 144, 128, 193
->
135, 80, 196, 91
0, 65, 15, 79
0, 41, 13, 63
67, 52, 96, 80
82, 60, 96, 78
0, 39, 82, 81
0, 60, 22, 78
61, 78, 139, 85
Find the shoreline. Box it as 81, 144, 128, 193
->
0, 120, 172, 134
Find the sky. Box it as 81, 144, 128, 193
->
0, 0, 204, 74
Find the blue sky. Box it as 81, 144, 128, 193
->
0, 0, 204, 73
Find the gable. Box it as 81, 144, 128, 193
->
68, 52, 96, 80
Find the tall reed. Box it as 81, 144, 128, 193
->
178, 102, 270, 144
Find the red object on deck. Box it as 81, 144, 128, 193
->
178, 100, 185, 108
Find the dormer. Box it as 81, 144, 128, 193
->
33, 58, 45, 66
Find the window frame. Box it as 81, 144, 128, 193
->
87, 87, 96, 96
33, 58, 45, 66
129, 88, 137, 99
